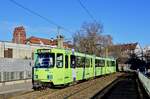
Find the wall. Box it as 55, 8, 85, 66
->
0, 41, 54, 82
0, 41, 52, 59
138, 72, 150, 97
0, 42, 4, 57
0, 58, 34, 82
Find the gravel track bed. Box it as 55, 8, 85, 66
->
8, 73, 123, 99
10, 88, 58, 99
67, 75, 118, 99
39, 73, 123, 99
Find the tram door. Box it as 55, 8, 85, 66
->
64, 55, 72, 84
56, 53, 64, 84
71, 55, 76, 82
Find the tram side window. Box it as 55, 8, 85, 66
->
85, 58, 90, 68
99, 60, 105, 67
70, 55, 76, 68
95, 59, 99, 67
76, 56, 83, 68
111, 61, 115, 66
107, 61, 111, 67
107, 61, 109, 67
65, 55, 68, 68
56, 54, 63, 68
91, 58, 92, 67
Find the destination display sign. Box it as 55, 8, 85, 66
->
37, 49, 51, 53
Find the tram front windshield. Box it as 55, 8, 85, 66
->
35, 53, 55, 68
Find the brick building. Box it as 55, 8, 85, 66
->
0, 26, 73, 59
12, 26, 26, 44
12, 26, 72, 48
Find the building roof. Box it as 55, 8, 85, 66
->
26, 36, 73, 48
14, 26, 25, 31
111, 43, 138, 51
120, 43, 138, 50
26, 36, 57, 45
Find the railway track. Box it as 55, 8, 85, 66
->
3, 72, 123, 99
39, 73, 123, 99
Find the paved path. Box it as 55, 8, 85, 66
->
0, 81, 32, 99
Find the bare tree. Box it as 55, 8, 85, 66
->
73, 21, 113, 56
108, 45, 122, 58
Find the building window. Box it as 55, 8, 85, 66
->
0, 72, 1, 82
3, 72, 10, 81
4, 48, 13, 58
11, 72, 15, 80
3, 72, 7, 81
6, 72, 10, 81
19, 72, 24, 79
27, 71, 32, 78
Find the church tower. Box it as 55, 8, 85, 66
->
12, 26, 26, 44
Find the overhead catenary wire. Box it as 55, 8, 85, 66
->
77, 0, 97, 22
9, 0, 72, 33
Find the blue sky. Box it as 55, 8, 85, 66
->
0, 0, 150, 47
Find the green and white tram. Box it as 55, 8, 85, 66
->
32, 48, 116, 89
